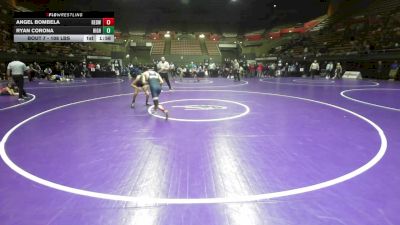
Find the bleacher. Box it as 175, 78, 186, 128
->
205, 41, 221, 56
360, 0, 400, 16
151, 40, 165, 55
0, 1, 13, 53
171, 40, 202, 55
277, 0, 400, 58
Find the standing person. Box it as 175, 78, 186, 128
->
157, 56, 172, 90
325, 61, 334, 79
333, 62, 343, 79
376, 61, 383, 79
141, 67, 169, 120
69, 63, 76, 79
257, 63, 263, 78
188, 62, 197, 81
209, 62, 216, 77
177, 65, 184, 81
283, 63, 289, 77
7, 60, 29, 100
239, 66, 244, 80
309, 60, 320, 79
293, 63, 299, 76
389, 60, 399, 80
81, 61, 88, 78
0, 62, 6, 80
88, 61, 96, 77
249, 63, 255, 78
169, 62, 176, 81
232, 59, 240, 81
28, 63, 36, 82
224, 59, 232, 78
196, 64, 205, 82
32, 62, 42, 80
269, 63, 276, 77
242, 63, 248, 78
54, 62, 62, 76
130, 73, 150, 108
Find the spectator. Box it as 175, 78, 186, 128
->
32, 62, 42, 79
232, 59, 240, 81
376, 60, 383, 79
325, 61, 334, 79
257, 63, 263, 78
249, 63, 255, 77
0, 62, 6, 80
309, 60, 320, 79
283, 62, 289, 77
389, 60, 399, 80
333, 62, 343, 79
88, 61, 95, 77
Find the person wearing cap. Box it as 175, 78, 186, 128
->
157, 56, 172, 90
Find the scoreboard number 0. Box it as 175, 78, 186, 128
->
102, 26, 114, 34
102, 18, 115, 26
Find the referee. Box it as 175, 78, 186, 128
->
157, 56, 172, 90
7, 59, 29, 100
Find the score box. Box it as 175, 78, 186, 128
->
102, 18, 114, 26
102, 26, 114, 34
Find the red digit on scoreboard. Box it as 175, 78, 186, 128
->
102, 18, 115, 26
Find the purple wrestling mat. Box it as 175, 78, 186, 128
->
1, 76, 399, 225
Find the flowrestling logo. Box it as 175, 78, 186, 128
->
172, 105, 228, 111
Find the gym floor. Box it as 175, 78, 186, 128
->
1, 76, 399, 225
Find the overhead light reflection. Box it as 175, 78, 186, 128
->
211, 137, 264, 225
124, 141, 169, 224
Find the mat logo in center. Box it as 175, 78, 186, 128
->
172, 105, 228, 111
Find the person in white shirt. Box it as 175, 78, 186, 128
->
177, 65, 184, 81
333, 62, 343, 79
7, 60, 29, 100
232, 59, 240, 81
309, 60, 320, 79
157, 56, 172, 90
325, 62, 334, 79
209, 62, 216, 77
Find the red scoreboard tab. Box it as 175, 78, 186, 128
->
102, 18, 115, 26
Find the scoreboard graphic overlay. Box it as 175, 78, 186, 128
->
13, 12, 115, 42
